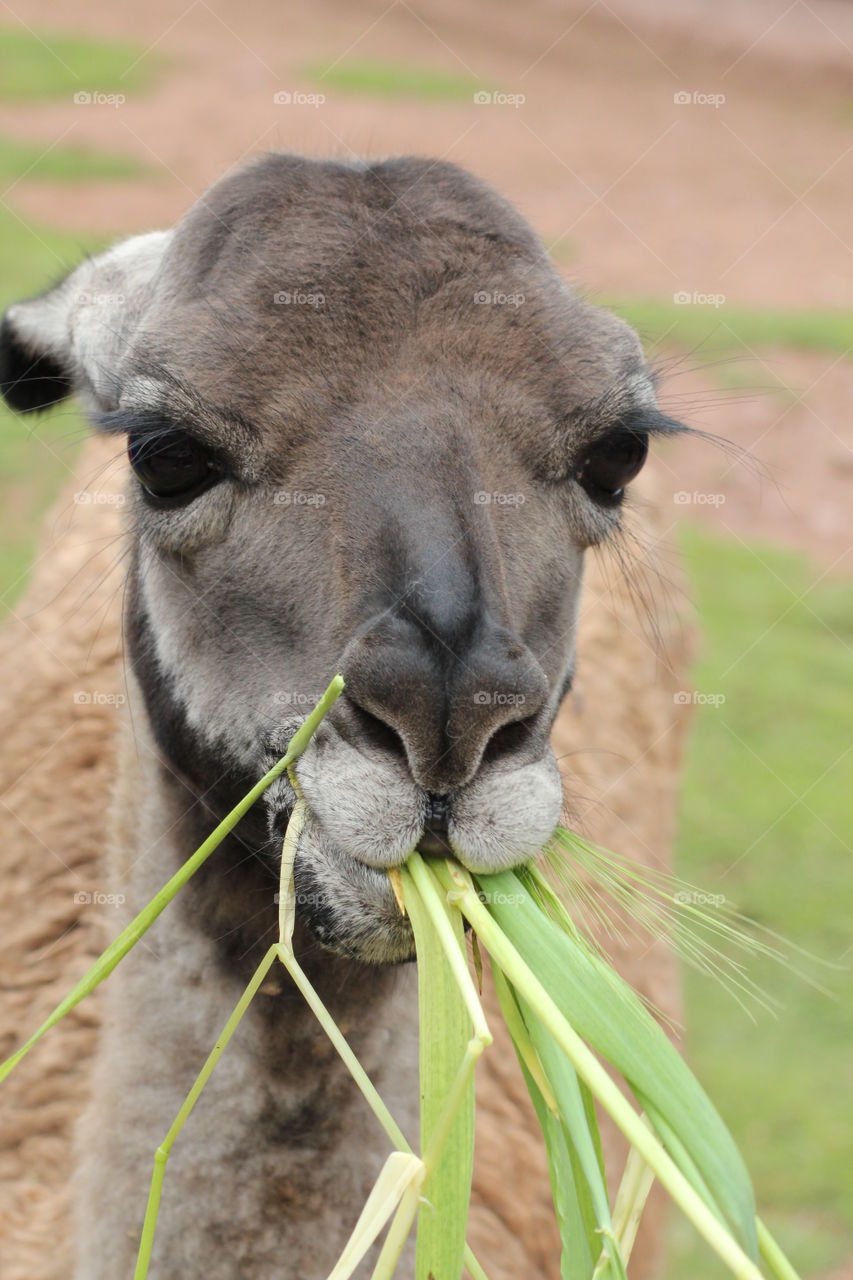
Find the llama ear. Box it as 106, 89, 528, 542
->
0, 230, 172, 416
0, 287, 75, 413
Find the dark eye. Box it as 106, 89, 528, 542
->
128, 431, 225, 505
574, 426, 648, 504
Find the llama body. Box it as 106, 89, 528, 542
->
0, 154, 692, 1277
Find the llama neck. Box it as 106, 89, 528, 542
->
88, 690, 420, 1276
112, 679, 420, 1068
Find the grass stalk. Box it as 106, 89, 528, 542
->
492, 964, 557, 1109
370, 1175, 426, 1280
275, 942, 489, 1280
329, 1152, 425, 1280
420, 1037, 485, 1177
596, 1132, 656, 1274
434, 861, 766, 1280
405, 854, 492, 1043
0, 675, 344, 1085
134, 942, 280, 1279
276, 945, 409, 1151
757, 1218, 803, 1280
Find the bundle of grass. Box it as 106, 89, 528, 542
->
0, 677, 803, 1280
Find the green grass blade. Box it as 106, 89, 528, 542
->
329, 1152, 424, 1280
492, 966, 596, 1279
438, 862, 765, 1278
520, 994, 627, 1280
135, 943, 280, 1278
479, 867, 758, 1259
0, 676, 344, 1085
401, 863, 476, 1280
533, 1071, 598, 1280
278, 936, 489, 1280
757, 1218, 802, 1280
602, 1138, 655, 1272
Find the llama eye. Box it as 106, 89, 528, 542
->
128, 430, 225, 505
574, 426, 648, 504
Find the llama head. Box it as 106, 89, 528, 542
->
0, 154, 680, 962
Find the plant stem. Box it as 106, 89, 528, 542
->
328, 1152, 424, 1280
757, 1218, 802, 1280
595, 1133, 655, 1275
405, 854, 492, 1045
420, 1037, 485, 1177
134, 943, 280, 1279
277, 942, 488, 1280
370, 1175, 426, 1280
0, 675, 344, 1085
435, 862, 766, 1280
277, 945, 410, 1151
278, 788, 306, 950
492, 965, 557, 1111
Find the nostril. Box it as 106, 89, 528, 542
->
481, 714, 539, 766
345, 700, 408, 762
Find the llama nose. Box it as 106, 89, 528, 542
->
339, 612, 550, 792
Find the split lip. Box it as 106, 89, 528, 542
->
418, 791, 454, 858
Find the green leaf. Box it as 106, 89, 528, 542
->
520, 995, 627, 1280
531, 1070, 598, 1280
479, 869, 758, 1260
402, 867, 474, 1280
492, 966, 597, 1279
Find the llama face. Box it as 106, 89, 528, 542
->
0, 155, 676, 963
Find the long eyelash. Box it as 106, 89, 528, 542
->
92, 408, 180, 441
588, 405, 684, 446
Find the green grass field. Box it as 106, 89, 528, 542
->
0, 201, 102, 612
305, 58, 480, 101
0, 133, 145, 183
662, 530, 853, 1278
606, 298, 853, 358
0, 29, 140, 610
0, 26, 157, 101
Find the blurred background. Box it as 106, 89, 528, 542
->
0, 1, 850, 1275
